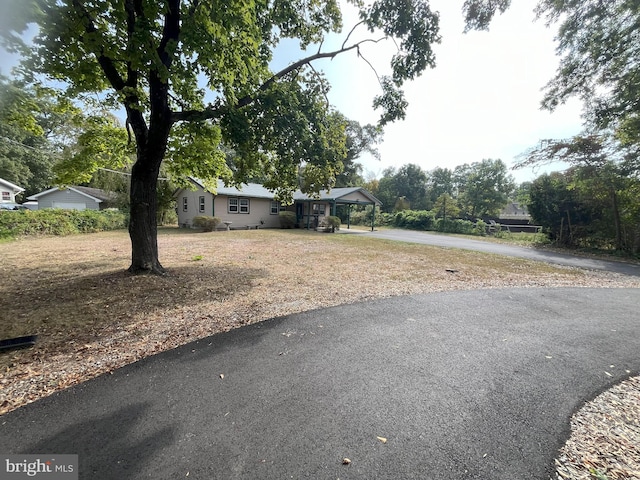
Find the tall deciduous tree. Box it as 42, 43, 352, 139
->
426, 166, 454, 207
454, 159, 514, 218
2, 0, 441, 274
0, 78, 83, 196
394, 163, 430, 211
535, 0, 640, 134
430, 193, 459, 222
528, 170, 593, 246
375, 163, 429, 212
335, 118, 382, 188
517, 135, 640, 251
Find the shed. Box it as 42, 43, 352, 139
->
27, 186, 116, 211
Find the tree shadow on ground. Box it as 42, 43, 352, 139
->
12, 402, 177, 480
0, 264, 267, 375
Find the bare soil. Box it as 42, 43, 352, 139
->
1, 227, 638, 478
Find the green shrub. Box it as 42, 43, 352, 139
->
347, 206, 389, 227
435, 218, 476, 234
192, 215, 221, 232
393, 210, 436, 230
0, 209, 128, 238
279, 210, 296, 228
348, 209, 370, 226
473, 219, 488, 236
326, 215, 341, 231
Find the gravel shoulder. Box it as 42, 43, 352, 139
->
1, 228, 639, 478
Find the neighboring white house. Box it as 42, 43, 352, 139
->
175, 178, 381, 229
27, 186, 116, 211
0, 178, 25, 203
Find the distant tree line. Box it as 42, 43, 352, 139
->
354, 159, 516, 220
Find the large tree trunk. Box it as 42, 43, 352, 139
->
126, 67, 173, 274
128, 154, 164, 275
609, 188, 623, 250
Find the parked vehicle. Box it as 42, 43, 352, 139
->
0, 202, 27, 211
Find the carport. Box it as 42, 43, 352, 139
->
293, 187, 382, 231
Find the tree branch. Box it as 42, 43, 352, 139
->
124, 0, 142, 89
341, 20, 367, 50
357, 47, 384, 89
71, 0, 125, 92
157, 0, 180, 69
308, 63, 330, 105
171, 37, 386, 123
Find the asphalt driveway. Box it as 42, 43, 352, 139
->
361, 229, 640, 277
1, 288, 639, 479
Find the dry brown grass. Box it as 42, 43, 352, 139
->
2, 227, 638, 415
1, 227, 639, 479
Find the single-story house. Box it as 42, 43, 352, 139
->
27, 186, 117, 211
175, 178, 381, 230
0, 178, 25, 203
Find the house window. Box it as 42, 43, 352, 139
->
182, 197, 188, 212
2, 192, 10, 201
228, 197, 249, 214
270, 201, 280, 214
312, 203, 326, 215
199, 196, 205, 213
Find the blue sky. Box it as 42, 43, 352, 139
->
1, 0, 583, 184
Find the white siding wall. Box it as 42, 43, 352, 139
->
0, 186, 17, 203
177, 189, 209, 227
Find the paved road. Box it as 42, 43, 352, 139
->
359, 229, 640, 277
1, 288, 639, 479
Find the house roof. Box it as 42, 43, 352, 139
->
293, 187, 381, 205
0, 177, 25, 193
27, 186, 116, 203
499, 202, 530, 219
185, 178, 275, 199
185, 178, 381, 205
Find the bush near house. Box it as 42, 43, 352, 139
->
318, 215, 341, 232
279, 211, 296, 229
192, 215, 221, 232
0, 209, 128, 238
326, 216, 341, 231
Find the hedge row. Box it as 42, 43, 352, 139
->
346, 208, 488, 236
0, 209, 128, 238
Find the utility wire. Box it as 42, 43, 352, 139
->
0, 136, 168, 180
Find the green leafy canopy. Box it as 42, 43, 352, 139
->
2, 0, 442, 199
